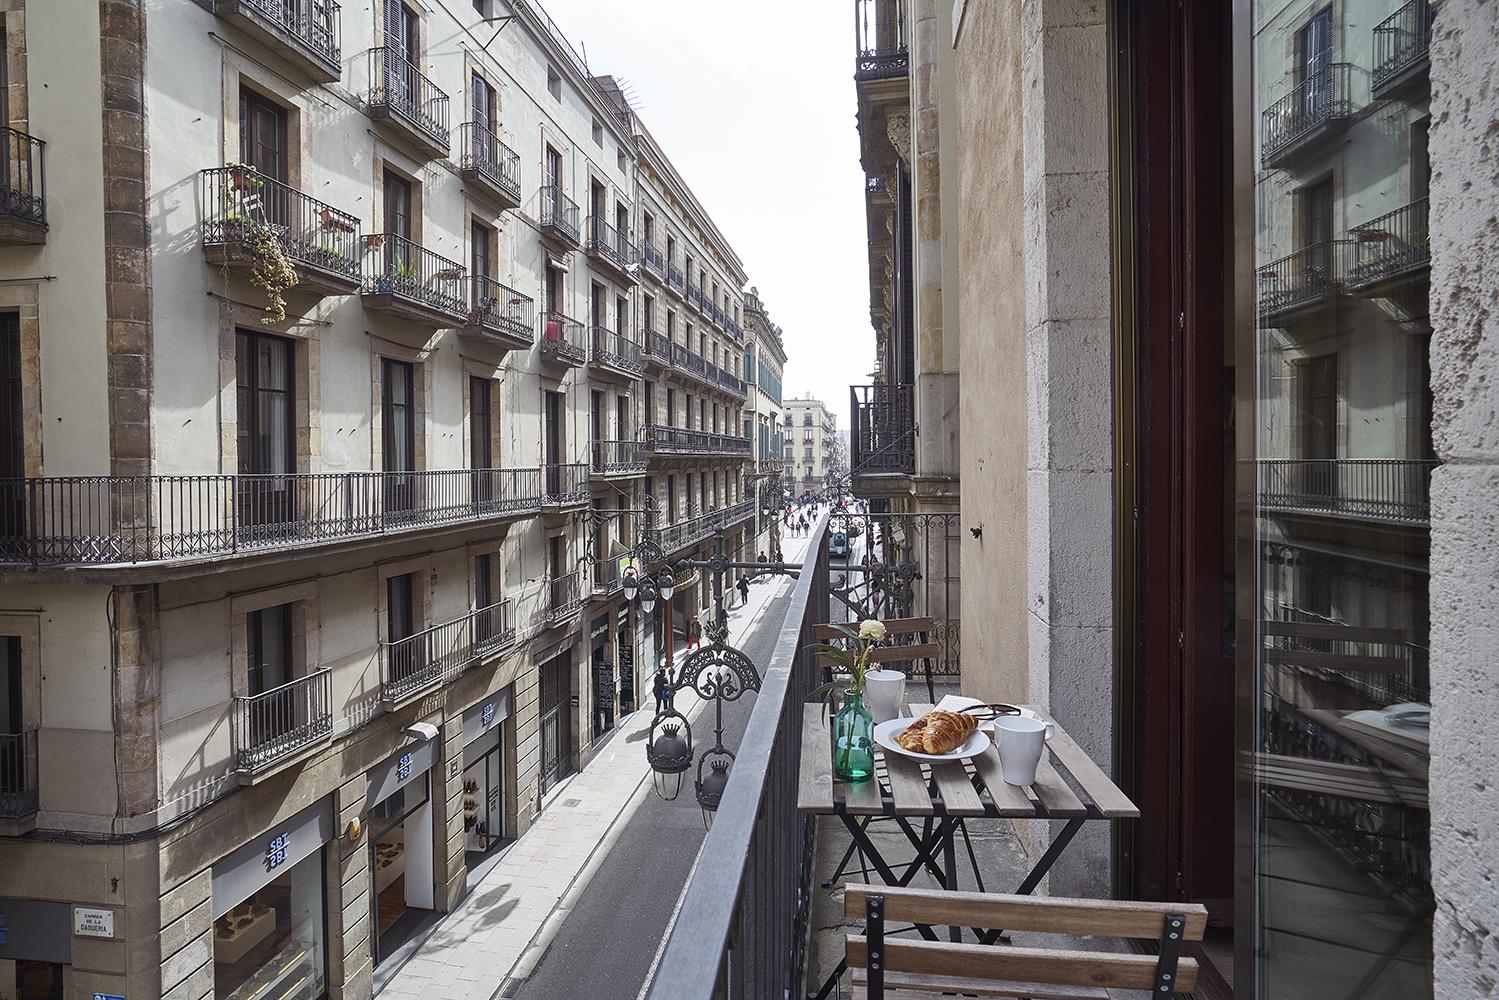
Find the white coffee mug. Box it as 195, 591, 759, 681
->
864, 669, 907, 724
996, 716, 1049, 786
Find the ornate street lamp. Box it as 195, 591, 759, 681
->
645, 707, 693, 801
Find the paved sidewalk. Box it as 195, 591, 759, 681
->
379, 531, 814, 1000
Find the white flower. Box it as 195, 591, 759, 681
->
858, 619, 887, 642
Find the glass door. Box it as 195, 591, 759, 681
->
236, 331, 295, 540
382, 359, 416, 518
1248, 0, 1434, 996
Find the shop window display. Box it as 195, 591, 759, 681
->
213, 849, 326, 1000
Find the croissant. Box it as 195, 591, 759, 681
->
895, 710, 978, 755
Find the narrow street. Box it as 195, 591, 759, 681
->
511, 577, 798, 1000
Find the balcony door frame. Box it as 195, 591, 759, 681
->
1111, 2, 1235, 996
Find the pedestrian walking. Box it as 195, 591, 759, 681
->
653, 668, 670, 713
737, 574, 750, 606
687, 615, 702, 651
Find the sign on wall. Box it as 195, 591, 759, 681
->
73, 907, 115, 939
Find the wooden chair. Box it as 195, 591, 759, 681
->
844, 884, 1207, 999
813, 616, 943, 701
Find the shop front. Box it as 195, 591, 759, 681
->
210, 799, 332, 1000
538, 651, 572, 793
0, 898, 70, 999
460, 688, 513, 873
589, 615, 615, 742
616, 617, 635, 717
366, 740, 436, 965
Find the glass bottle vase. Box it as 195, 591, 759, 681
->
833, 688, 875, 782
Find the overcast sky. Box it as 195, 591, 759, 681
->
550, 0, 871, 429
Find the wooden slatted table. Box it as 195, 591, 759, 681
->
801, 700, 1140, 997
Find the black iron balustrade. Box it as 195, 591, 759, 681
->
644, 425, 753, 458
0, 728, 38, 818
643, 328, 672, 363
686, 282, 703, 312
0, 127, 45, 235
468, 275, 535, 346
667, 261, 686, 296
542, 462, 590, 505
717, 367, 746, 397
1349, 198, 1430, 289
202, 166, 361, 289
366, 46, 450, 153
362, 233, 467, 321
539, 184, 582, 245
547, 570, 583, 622
1258, 458, 1437, 524
459, 122, 522, 206
231, 669, 333, 773
642, 240, 665, 279
587, 215, 640, 278
539, 310, 587, 365
850, 383, 915, 476
854, 0, 909, 80
593, 556, 625, 595
655, 500, 757, 554
220, 0, 341, 79
1373, 0, 1434, 96
381, 600, 514, 703
671, 342, 710, 382
1261, 63, 1359, 168
1257, 240, 1351, 322
590, 326, 645, 377
0, 467, 542, 565
592, 440, 648, 476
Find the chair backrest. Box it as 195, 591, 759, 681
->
845, 885, 1206, 998
812, 616, 934, 642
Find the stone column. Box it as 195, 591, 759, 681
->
1428, 5, 1499, 998
330, 775, 373, 1000
113, 584, 161, 817
435, 712, 467, 911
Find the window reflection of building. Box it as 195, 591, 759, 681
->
1252, 0, 1436, 993
212, 851, 327, 1000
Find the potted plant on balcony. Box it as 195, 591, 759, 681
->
806, 619, 886, 782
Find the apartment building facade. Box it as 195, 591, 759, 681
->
783, 396, 840, 496
742, 287, 786, 548
847, 0, 960, 517
0, 3, 766, 999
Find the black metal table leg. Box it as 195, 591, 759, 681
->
977, 815, 1087, 945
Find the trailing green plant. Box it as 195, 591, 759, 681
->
242, 219, 298, 324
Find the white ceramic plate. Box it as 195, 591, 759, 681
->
874, 717, 992, 762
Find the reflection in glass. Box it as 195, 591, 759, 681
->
1252, 0, 1434, 996
213, 849, 327, 1000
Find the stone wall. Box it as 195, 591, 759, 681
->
1427, 2, 1499, 997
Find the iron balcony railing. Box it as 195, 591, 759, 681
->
1349, 198, 1430, 288
547, 570, 583, 622
593, 557, 625, 595
671, 342, 713, 385
459, 122, 522, 204
851, 383, 915, 475
367, 46, 450, 151
1261, 63, 1359, 167
590, 326, 645, 376
643, 425, 753, 458
0, 127, 45, 229
540, 310, 587, 365
540, 184, 581, 244
469, 276, 535, 344
1373, 0, 1434, 94
717, 367, 747, 396
667, 261, 686, 295
542, 462, 590, 505
1257, 240, 1352, 320
587, 216, 640, 275
592, 440, 648, 476
202, 166, 361, 285
642, 240, 665, 279
655, 499, 757, 553
231, 669, 333, 774
643, 328, 672, 362
229, 0, 341, 73
1258, 458, 1437, 524
381, 600, 514, 703
362, 233, 467, 319
0, 468, 543, 565
0, 728, 38, 818
854, 0, 909, 80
